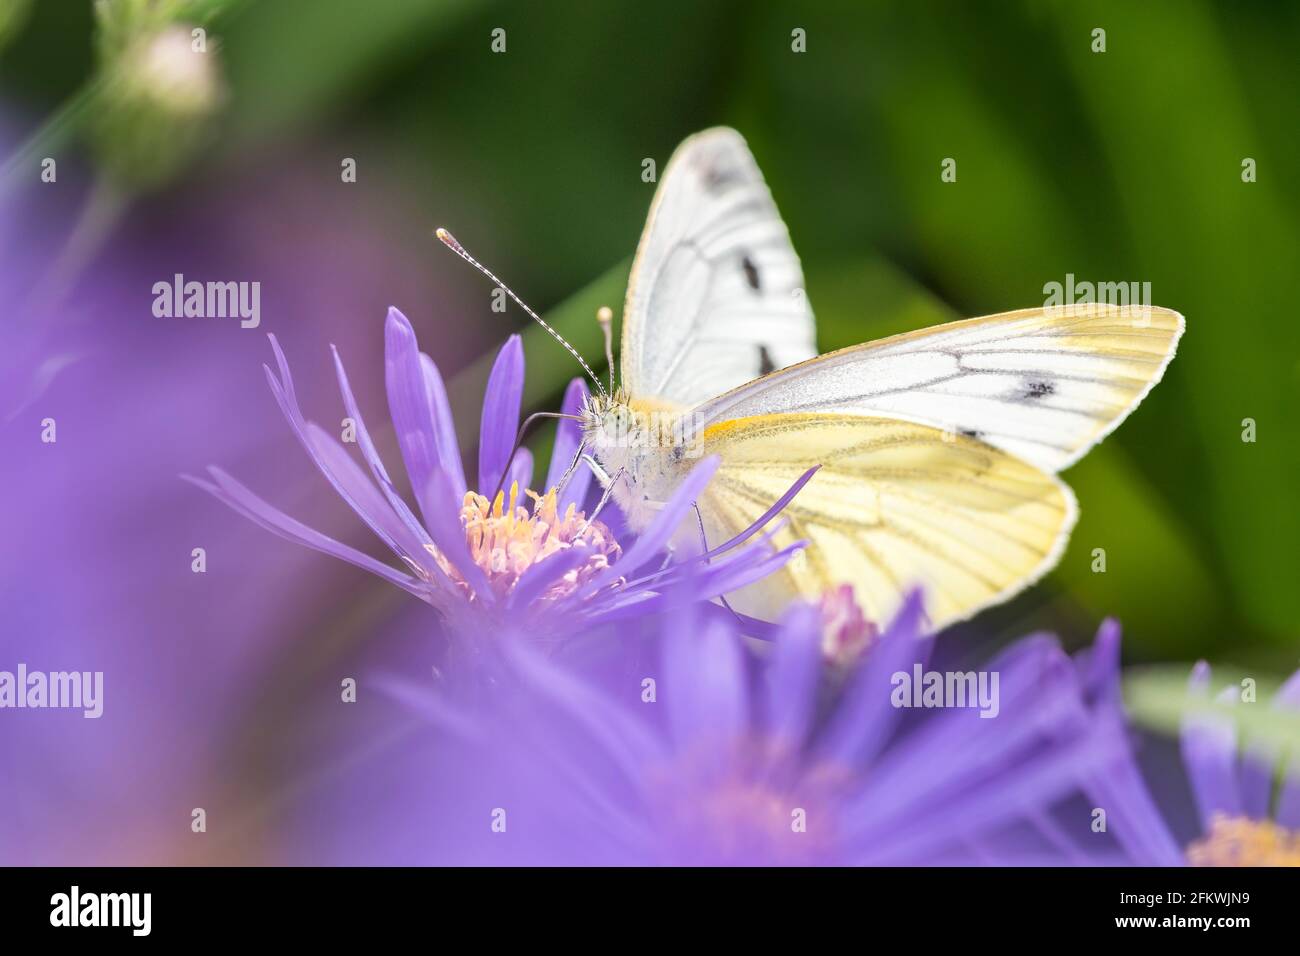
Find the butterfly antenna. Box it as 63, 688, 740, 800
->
436, 228, 608, 400
596, 306, 615, 396
488, 410, 584, 506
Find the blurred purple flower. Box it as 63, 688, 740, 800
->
1, 126, 472, 863
1084, 636, 1300, 866
383, 591, 1127, 865
193, 307, 812, 657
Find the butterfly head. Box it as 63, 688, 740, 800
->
580, 388, 635, 447
581, 390, 702, 481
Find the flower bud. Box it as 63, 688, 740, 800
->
92, 22, 227, 190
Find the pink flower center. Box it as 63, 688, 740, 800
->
819, 584, 879, 666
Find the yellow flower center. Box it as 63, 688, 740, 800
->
1186, 814, 1300, 866
424, 483, 620, 604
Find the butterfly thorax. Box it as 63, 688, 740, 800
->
582, 391, 702, 533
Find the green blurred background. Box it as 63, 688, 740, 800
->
3, 0, 1297, 675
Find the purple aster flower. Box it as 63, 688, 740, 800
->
1082, 632, 1300, 866
384, 589, 1126, 865
192, 306, 811, 654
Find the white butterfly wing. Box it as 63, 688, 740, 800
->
693, 304, 1184, 474
620, 127, 817, 408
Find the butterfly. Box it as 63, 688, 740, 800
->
443, 128, 1183, 632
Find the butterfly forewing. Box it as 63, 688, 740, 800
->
692, 304, 1184, 474
621, 128, 817, 408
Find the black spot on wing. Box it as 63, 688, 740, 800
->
1023, 379, 1055, 400
758, 345, 776, 375
702, 159, 744, 192
959, 427, 982, 439
741, 254, 762, 292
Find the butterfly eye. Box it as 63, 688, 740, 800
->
601, 409, 626, 440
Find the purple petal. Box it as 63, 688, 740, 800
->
586, 559, 797, 625
663, 607, 748, 764
668, 540, 803, 600
384, 307, 446, 529
1084, 753, 1185, 866
580, 589, 663, 622
815, 589, 930, 765
1240, 748, 1274, 820
478, 335, 524, 496
840, 639, 1092, 848
506, 546, 590, 612
580, 456, 721, 596
330, 344, 436, 553
262, 337, 425, 566
506, 447, 533, 497
702, 466, 819, 560
1074, 620, 1183, 865
1279, 776, 1300, 829
1277, 668, 1300, 709
732, 612, 782, 641
1077, 617, 1122, 708
622, 514, 797, 594
1180, 664, 1243, 828
765, 602, 822, 746
844, 636, 1086, 835
855, 726, 1123, 865
420, 352, 467, 498
503, 639, 667, 774
422, 468, 495, 605
305, 422, 429, 561
374, 676, 484, 742
549, 378, 591, 506
187, 468, 422, 596
1263, 668, 1300, 827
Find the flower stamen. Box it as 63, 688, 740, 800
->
1186, 814, 1300, 866
424, 483, 620, 604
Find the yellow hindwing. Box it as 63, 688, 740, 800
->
700, 414, 1077, 630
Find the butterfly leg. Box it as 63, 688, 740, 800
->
657, 518, 680, 571
550, 442, 588, 496
692, 501, 745, 625
579, 453, 613, 487
578, 465, 624, 534
491, 412, 583, 504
